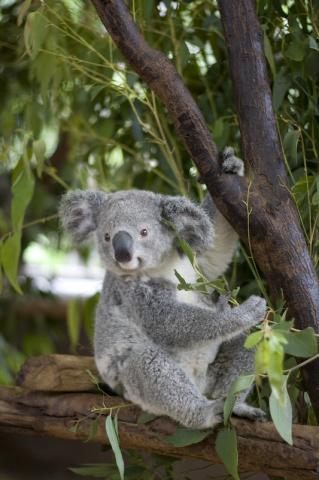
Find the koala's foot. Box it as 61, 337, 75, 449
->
233, 402, 267, 422
120, 346, 225, 430
182, 398, 224, 430
221, 147, 245, 177
238, 295, 267, 329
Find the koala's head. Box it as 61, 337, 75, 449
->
59, 189, 213, 276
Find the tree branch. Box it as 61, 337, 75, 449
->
90, 0, 249, 224
1, 354, 319, 479
217, 0, 319, 417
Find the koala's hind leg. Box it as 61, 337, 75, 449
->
121, 346, 223, 429
205, 336, 266, 421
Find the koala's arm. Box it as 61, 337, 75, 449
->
198, 195, 239, 280
139, 295, 265, 349
198, 147, 244, 280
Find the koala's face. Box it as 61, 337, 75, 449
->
60, 189, 213, 276
96, 191, 175, 274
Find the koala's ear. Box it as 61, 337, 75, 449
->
160, 195, 214, 253
59, 190, 106, 243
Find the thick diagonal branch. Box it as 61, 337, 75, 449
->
90, 0, 248, 223
218, 0, 319, 417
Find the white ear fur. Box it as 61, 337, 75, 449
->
59, 190, 106, 243
160, 195, 214, 253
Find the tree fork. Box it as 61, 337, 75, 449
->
90, 0, 319, 417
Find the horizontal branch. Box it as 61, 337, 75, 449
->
16, 354, 97, 392
4, 355, 319, 479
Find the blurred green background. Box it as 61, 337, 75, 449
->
0, 0, 318, 477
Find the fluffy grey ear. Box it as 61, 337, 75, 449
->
59, 190, 106, 243
160, 195, 214, 253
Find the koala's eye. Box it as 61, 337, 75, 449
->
140, 228, 148, 237
104, 233, 111, 242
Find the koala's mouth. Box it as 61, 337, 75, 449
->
117, 257, 142, 272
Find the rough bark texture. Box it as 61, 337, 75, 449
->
217, 0, 319, 416
1, 354, 319, 479
89, 0, 319, 418
16, 355, 97, 392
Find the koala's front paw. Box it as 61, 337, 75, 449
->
215, 292, 232, 312
239, 295, 267, 328
221, 147, 244, 177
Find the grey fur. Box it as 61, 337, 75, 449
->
60, 149, 266, 429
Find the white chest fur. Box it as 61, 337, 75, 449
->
154, 254, 200, 306
149, 254, 219, 392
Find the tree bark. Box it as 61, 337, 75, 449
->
89, 0, 319, 419
217, 0, 319, 417
16, 354, 97, 392
0, 382, 318, 479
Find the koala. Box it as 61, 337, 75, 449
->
60, 148, 266, 429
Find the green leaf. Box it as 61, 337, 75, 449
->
11, 167, 35, 231
67, 298, 81, 352
244, 331, 263, 349
264, 31, 276, 78
284, 328, 318, 358
255, 338, 271, 375
165, 427, 210, 447
24, 10, 48, 58
285, 38, 306, 61
224, 374, 255, 425
137, 412, 158, 424
33, 139, 46, 177
309, 36, 319, 51
105, 414, 125, 480
283, 130, 300, 168
272, 69, 290, 111
178, 41, 191, 70
215, 427, 239, 480
269, 378, 293, 445
2, 232, 22, 294
69, 464, 117, 477
17, 0, 32, 26
68, 423, 79, 433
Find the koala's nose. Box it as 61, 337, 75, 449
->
112, 231, 133, 263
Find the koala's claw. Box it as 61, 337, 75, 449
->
240, 295, 267, 328
233, 403, 267, 422
221, 147, 245, 177
215, 293, 232, 312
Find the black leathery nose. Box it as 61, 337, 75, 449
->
112, 231, 133, 263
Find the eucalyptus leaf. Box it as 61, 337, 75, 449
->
224, 374, 255, 425
11, 168, 35, 231
284, 328, 318, 358
2, 232, 22, 294
105, 414, 125, 480
215, 427, 239, 480
244, 331, 263, 349
272, 69, 290, 111
283, 130, 300, 168
137, 412, 158, 424
67, 298, 81, 352
33, 139, 46, 177
69, 464, 117, 477
269, 378, 293, 445
264, 31, 276, 78
165, 427, 210, 447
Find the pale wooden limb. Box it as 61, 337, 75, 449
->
16, 355, 97, 392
